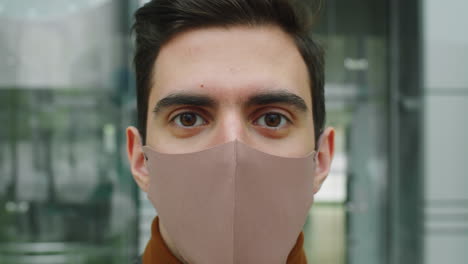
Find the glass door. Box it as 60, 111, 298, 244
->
0, 1, 137, 263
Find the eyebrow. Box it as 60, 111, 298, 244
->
245, 91, 308, 112
152, 90, 308, 115
153, 93, 218, 114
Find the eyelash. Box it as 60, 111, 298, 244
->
169, 111, 292, 129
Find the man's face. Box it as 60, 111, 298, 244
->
127, 25, 334, 257
127, 25, 334, 194
147, 25, 315, 156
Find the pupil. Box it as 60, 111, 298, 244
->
265, 114, 281, 127
181, 113, 196, 126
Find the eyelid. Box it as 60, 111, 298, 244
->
252, 113, 292, 131
168, 107, 210, 121
252, 108, 293, 124
169, 110, 209, 128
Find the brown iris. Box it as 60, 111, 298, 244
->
264, 113, 281, 127
180, 113, 197, 126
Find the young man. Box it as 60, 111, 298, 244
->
126, 0, 334, 263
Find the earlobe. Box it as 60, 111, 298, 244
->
313, 127, 335, 194
126, 126, 150, 192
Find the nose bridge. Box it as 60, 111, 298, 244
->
216, 107, 247, 143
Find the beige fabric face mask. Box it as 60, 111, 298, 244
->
143, 139, 317, 264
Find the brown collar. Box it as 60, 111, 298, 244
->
143, 216, 308, 264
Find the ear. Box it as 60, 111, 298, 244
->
313, 127, 335, 194
126, 126, 149, 193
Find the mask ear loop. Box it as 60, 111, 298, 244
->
313, 132, 326, 162
142, 147, 149, 164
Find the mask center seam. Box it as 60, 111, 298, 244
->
233, 141, 238, 263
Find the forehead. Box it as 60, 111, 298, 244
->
150, 25, 311, 106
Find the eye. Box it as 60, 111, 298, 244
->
171, 112, 206, 128
254, 113, 290, 129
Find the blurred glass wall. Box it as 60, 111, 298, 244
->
422, 0, 468, 263
301, 0, 389, 263
0, 0, 138, 263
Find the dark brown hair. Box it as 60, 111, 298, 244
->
133, 0, 325, 144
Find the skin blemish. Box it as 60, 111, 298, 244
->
200, 84, 204, 88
